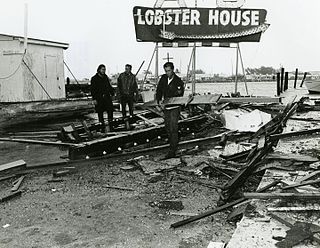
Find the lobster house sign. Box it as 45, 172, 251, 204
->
133, 0, 269, 43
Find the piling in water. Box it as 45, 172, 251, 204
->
284, 72, 289, 91
300, 72, 307, 87
280, 68, 285, 92
276, 72, 281, 96
294, 68, 298, 89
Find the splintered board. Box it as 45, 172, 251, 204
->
226, 169, 320, 248
0, 160, 26, 172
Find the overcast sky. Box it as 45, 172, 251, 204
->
0, 0, 319, 78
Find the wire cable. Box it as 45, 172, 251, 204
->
22, 59, 52, 100
0, 50, 26, 80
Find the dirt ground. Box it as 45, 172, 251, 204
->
1, 107, 320, 248
0, 140, 237, 248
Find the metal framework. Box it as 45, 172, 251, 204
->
141, 0, 249, 95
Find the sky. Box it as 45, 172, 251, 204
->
0, 0, 319, 78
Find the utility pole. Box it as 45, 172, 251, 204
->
163, 52, 174, 62
24, 3, 28, 51
192, 0, 198, 95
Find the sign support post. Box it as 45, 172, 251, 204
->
155, 42, 159, 85
235, 43, 239, 94
238, 44, 249, 95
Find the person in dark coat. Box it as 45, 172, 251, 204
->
90, 64, 115, 132
156, 62, 184, 104
156, 62, 185, 158
117, 64, 138, 117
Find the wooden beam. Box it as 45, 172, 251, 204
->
0, 138, 78, 147
28, 132, 250, 169
282, 178, 320, 190
267, 153, 318, 162
270, 128, 320, 141
244, 193, 320, 200
297, 171, 320, 183
68, 115, 208, 160
0, 174, 18, 182
268, 206, 320, 212
171, 180, 280, 228
0, 160, 26, 172
136, 114, 159, 127
219, 97, 281, 104
0, 191, 22, 203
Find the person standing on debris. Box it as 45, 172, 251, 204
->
156, 62, 184, 104
156, 62, 184, 158
90, 64, 115, 133
117, 64, 139, 118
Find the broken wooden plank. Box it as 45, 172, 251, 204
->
10, 135, 58, 139
244, 192, 320, 200
143, 95, 222, 108
11, 176, 25, 192
171, 180, 280, 228
267, 152, 318, 162
219, 96, 281, 104
189, 94, 222, 105
0, 138, 77, 147
282, 178, 320, 190
268, 206, 320, 212
136, 114, 159, 127
53, 170, 72, 177
289, 117, 320, 122
103, 185, 134, 191
0, 174, 18, 182
297, 170, 320, 183
0, 160, 26, 172
222, 145, 271, 200
0, 191, 22, 203
8, 130, 60, 135
270, 128, 320, 141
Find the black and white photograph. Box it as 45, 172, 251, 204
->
0, 0, 320, 247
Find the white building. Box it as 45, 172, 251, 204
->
0, 33, 69, 102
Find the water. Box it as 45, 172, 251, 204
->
185, 81, 278, 96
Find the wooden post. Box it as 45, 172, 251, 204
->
294, 68, 298, 89
300, 72, 307, 87
284, 72, 289, 91
276, 72, 281, 96
280, 68, 285, 92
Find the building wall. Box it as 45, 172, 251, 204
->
22, 43, 66, 101
0, 35, 66, 102
0, 37, 24, 102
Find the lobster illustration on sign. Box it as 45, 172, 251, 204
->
216, 0, 246, 8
